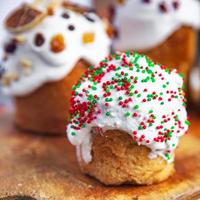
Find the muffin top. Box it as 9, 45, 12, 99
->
113, 0, 200, 51
67, 52, 189, 163
0, 1, 111, 96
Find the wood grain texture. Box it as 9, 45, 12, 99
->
0, 113, 200, 200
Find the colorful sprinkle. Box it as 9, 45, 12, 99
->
67, 52, 188, 162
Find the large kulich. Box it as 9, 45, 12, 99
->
67, 52, 189, 185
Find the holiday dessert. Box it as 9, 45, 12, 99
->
0, 1, 111, 134
67, 52, 189, 185
112, 0, 200, 79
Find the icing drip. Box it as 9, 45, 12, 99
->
67, 52, 189, 163
113, 0, 200, 51
1, 6, 111, 96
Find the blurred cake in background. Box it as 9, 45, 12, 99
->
112, 0, 200, 80
0, 0, 111, 134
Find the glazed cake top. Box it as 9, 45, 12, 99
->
67, 52, 189, 163
113, 0, 200, 51
0, 1, 111, 96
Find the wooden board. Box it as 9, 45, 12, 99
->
0, 113, 200, 200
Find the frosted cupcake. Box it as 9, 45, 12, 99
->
112, 0, 200, 78
0, 1, 111, 134
67, 52, 189, 185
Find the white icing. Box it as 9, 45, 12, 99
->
68, 0, 94, 8
113, 0, 200, 51
34, 0, 94, 10
1, 7, 111, 96
67, 53, 188, 164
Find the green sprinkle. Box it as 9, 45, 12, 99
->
138, 126, 143, 130
134, 77, 138, 81
115, 55, 121, 60
106, 112, 110, 116
165, 153, 170, 160
125, 51, 130, 57
91, 86, 97, 90
185, 120, 190, 126
125, 112, 131, 117
147, 69, 153, 74
182, 102, 186, 107
89, 65, 94, 70
149, 109, 153, 114
71, 132, 76, 136
129, 92, 134, 96
105, 98, 110, 102
118, 96, 123, 100
129, 85, 134, 91
134, 105, 139, 110
105, 98, 113, 102
167, 132, 172, 138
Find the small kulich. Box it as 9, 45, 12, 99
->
0, 2, 111, 134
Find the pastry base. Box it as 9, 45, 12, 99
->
14, 59, 88, 135
79, 129, 174, 185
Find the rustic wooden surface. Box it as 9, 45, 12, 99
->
0, 113, 200, 200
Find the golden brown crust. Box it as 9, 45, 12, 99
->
14, 59, 88, 135
140, 27, 197, 79
79, 129, 174, 185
